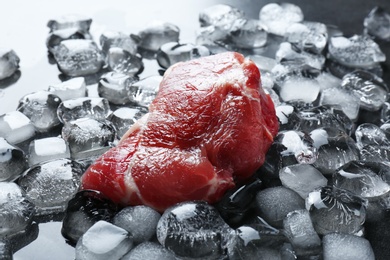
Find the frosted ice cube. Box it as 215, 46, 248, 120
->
278, 76, 320, 103
0, 137, 28, 181
28, 136, 70, 166
228, 19, 267, 49
106, 47, 144, 76
53, 39, 104, 77
199, 4, 244, 30
136, 21, 180, 52
98, 72, 138, 105
0, 48, 20, 80
109, 107, 147, 138
100, 30, 138, 56
46, 27, 92, 52
121, 242, 176, 260
17, 90, 62, 132
259, 3, 304, 36
75, 220, 133, 260
128, 75, 162, 107
0, 111, 35, 144
275, 42, 325, 70
364, 6, 390, 41
47, 14, 92, 32
320, 86, 360, 120
18, 158, 83, 215
48, 77, 86, 101
285, 21, 328, 53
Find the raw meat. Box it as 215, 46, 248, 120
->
81, 52, 278, 211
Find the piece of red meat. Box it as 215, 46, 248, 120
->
81, 52, 279, 212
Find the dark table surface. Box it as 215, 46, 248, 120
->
1, 0, 389, 259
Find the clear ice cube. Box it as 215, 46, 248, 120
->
53, 39, 104, 77
75, 220, 133, 260
17, 90, 62, 132
127, 75, 162, 107
0, 111, 35, 144
136, 21, 180, 52
121, 241, 176, 260
228, 19, 267, 49
57, 97, 112, 123
106, 47, 144, 76
46, 27, 92, 52
199, 4, 244, 30
355, 123, 390, 149
17, 158, 83, 215
113, 205, 161, 244
0, 137, 28, 181
319, 86, 360, 120
259, 3, 304, 36
100, 30, 138, 56
275, 42, 325, 70
98, 72, 138, 105
364, 6, 390, 41
285, 21, 328, 53
0, 48, 20, 80
109, 107, 147, 138
47, 14, 92, 32
28, 136, 70, 166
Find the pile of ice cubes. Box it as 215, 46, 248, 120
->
1, 2, 390, 259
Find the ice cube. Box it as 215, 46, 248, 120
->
255, 186, 305, 228
247, 54, 277, 73
323, 233, 375, 260
310, 127, 360, 175
98, 72, 138, 105
199, 4, 244, 30
100, 30, 138, 56
47, 14, 92, 32
0, 48, 20, 80
57, 97, 112, 123
259, 3, 304, 36
306, 186, 366, 235
61, 118, 116, 159
75, 220, 133, 260
62, 190, 118, 245
0, 137, 28, 181
135, 21, 180, 52
328, 35, 386, 68
228, 19, 267, 49
275, 104, 295, 130
319, 86, 360, 120
28, 136, 70, 166
17, 90, 62, 132
113, 206, 161, 244
0, 111, 35, 144
341, 70, 388, 111
195, 25, 229, 50
109, 107, 147, 138
106, 47, 144, 76
271, 61, 321, 86
127, 75, 162, 107
48, 77, 86, 101
121, 242, 176, 260
275, 42, 325, 70
278, 76, 321, 103
283, 209, 321, 257
53, 39, 104, 76
156, 201, 232, 259
326, 58, 383, 79
46, 27, 92, 52
17, 158, 83, 215
279, 164, 327, 199
285, 21, 328, 53
364, 6, 390, 41
156, 42, 210, 69
355, 123, 389, 149
316, 72, 342, 90
0, 182, 35, 237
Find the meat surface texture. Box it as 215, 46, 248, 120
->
81, 52, 279, 212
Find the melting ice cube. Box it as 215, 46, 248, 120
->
127, 75, 162, 107
28, 136, 70, 166
0, 111, 35, 144
228, 19, 267, 49
46, 27, 92, 52
285, 21, 328, 53
109, 107, 147, 138
100, 30, 138, 56
106, 47, 144, 76
98, 72, 138, 105
48, 77, 87, 101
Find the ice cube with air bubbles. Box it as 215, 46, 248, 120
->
156, 201, 232, 260
18, 158, 83, 215
341, 70, 388, 111
62, 190, 119, 245
75, 220, 133, 260
28, 136, 70, 166
0, 48, 20, 80
156, 42, 210, 69
255, 186, 305, 228
306, 186, 367, 235
259, 3, 304, 36
109, 107, 147, 138
310, 127, 360, 175
328, 35, 386, 68
135, 20, 180, 52
53, 39, 104, 77
48, 77, 86, 101
47, 14, 92, 32
285, 21, 328, 54
279, 164, 327, 199
17, 90, 62, 132
322, 233, 375, 260
100, 30, 138, 56
113, 206, 161, 244
98, 72, 138, 105
106, 47, 144, 76
128, 75, 162, 107
121, 241, 176, 260
57, 97, 112, 123
228, 19, 267, 49
46, 27, 92, 52
0, 111, 35, 145
61, 118, 116, 160
283, 209, 321, 257
364, 6, 390, 41
0, 137, 28, 182
0, 182, 35, 237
